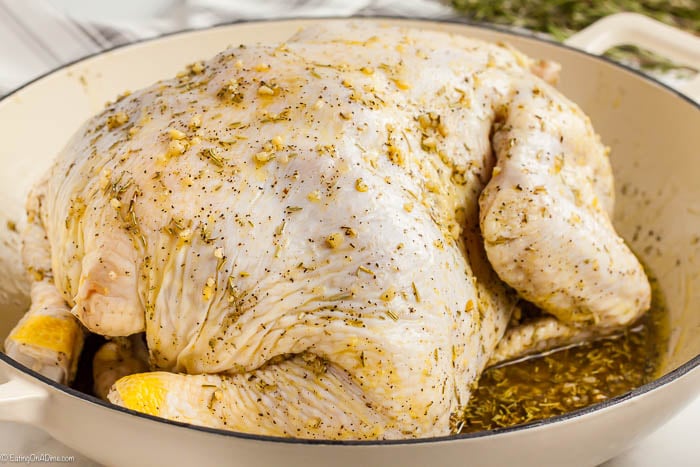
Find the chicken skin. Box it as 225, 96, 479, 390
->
5, 22, 650, 439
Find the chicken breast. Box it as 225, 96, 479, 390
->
5, 22, 650, 439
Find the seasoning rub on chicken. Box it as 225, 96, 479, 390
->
5, 22, 650, 440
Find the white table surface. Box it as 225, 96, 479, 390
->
0, 394, 697, 466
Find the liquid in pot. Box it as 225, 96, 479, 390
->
461, 273, 669, 433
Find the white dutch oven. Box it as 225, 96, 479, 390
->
0, 14, 698, 467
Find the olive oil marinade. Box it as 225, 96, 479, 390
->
462, 274, 669, 432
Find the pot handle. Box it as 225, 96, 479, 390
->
565, 12, 700, 102
0, 373, 48, 424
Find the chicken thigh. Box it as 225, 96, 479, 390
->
5, 22, 650, 439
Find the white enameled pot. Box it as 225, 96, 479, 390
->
0, 14, 698, 467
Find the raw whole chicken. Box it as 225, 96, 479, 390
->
5, 22, 650, 439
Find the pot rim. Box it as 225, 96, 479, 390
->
1, 15, 698, 446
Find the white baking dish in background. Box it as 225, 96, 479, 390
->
0, 13, 698, 467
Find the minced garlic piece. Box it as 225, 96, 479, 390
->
392, 79, 411, 90
109, 198, 121, 209
254, 151, 273, 164
355, 178, 368, 192
254, 63, 270, 72
214, 247, 224, 259
380, 287, 396, 302
418, 113, 448, 137
178, 228, 193, 240
189, 114, 202, 129
116, 90, 132, 101
218, 79, 242, 103
447, 222, 461, 240
203, 276, 216, 301
403, 202, 414, 212
190, 61, 205, 74
425, 181, 440, 193
551, 154, 564, 174
421, 136, 437, 151
167, 140, 188, 157
107, 112, 129, 129
418, 114, 432, 129
360, 66, 374, 75
387, 145, 404, 165
313, 99, 325, 110
307, 190, 321, 202
257, 85, 275, 96
270, 135, 284, 150
168, 128, 187, 140
326, 233, 343, 249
